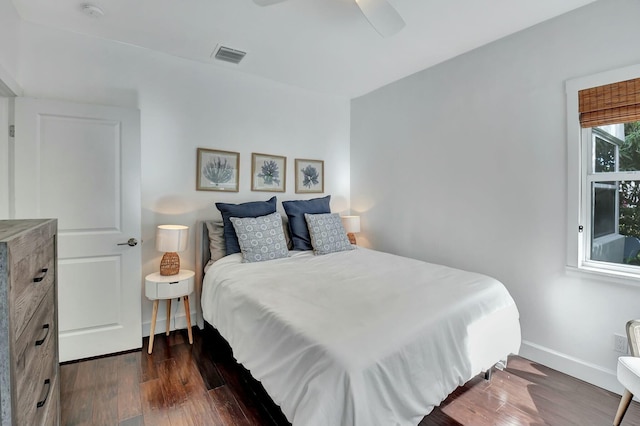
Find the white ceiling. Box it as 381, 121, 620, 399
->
10, 0, 597, 98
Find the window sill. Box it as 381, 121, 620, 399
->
566, 264, 640, 288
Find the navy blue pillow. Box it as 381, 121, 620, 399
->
215, 196, 277, 255
282, 195, 331, 251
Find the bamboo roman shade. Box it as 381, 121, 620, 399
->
579, 78, 640, 128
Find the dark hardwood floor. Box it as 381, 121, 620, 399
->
60, 326, 640, 425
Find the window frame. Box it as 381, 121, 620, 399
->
566, 64, 640, 281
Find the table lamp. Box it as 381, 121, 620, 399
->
156, 225, 189, 276
341, 216, 361, 245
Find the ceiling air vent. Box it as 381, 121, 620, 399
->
213, 45, 246, 64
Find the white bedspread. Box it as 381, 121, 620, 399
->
201, 248, 520, 426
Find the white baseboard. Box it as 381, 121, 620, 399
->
142, 311, 197, 338
520, 340, 622, 395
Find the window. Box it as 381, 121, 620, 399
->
585, 124, 640, 266
567, 69, 640, 279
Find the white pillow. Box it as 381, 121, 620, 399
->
230, 212, 289, 263
304, 212, 355, 255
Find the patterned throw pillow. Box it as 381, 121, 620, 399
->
304, 213, 355, 255
230, 212, 289, 263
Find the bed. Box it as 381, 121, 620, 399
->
195, 219, 521, 426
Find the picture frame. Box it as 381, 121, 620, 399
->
295, 158, 324, 194
196, 148, 240, 192
251, 153, 287, 192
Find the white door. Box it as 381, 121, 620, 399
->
14, 97, 142, 362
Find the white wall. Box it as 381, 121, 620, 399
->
0, 0, 20, 88
15, 22, 350, 335
0, 1, 21, 220
351, 0, 640, 393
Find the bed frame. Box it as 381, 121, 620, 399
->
194, 220, 211, 330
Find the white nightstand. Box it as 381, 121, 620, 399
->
145, 269, 195, 354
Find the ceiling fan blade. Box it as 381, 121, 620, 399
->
355, 0, 405, 37
253, 0, 288, 6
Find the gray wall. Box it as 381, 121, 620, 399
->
351, 0, 640, 392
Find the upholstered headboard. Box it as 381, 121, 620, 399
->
195, 220, 214, 328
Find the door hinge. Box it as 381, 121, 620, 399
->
9, 125, 14, 138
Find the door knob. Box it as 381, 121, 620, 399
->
117, 238, 138, 247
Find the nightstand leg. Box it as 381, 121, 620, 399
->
148, 300, 159, 354
166, 299, 171, 336
183, 295, 193, 344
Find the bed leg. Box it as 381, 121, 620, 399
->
484, 359, 508, 381
484, 368, 492, 381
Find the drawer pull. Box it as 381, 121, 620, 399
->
35, 324, 50, 346
33, 268, 49, 283
36, 378, 51, 409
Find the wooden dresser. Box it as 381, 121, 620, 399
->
0, 219, 60, 426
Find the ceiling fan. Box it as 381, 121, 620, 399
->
253, 0, 405, 38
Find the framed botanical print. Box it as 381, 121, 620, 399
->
295, 158, 324, 194
251, 153, 286, 192
196, 148, 240, 192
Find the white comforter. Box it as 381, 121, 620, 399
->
201, 248, 520, 426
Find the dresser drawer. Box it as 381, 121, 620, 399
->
15, 286, 56, 399
11, 235, 56, 340
37, 374, 59, 426
14, 287, 58, 426
14, 350, 57, 426
16, 363, 59, 425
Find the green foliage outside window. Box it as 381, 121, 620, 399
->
618, 122, 640, 264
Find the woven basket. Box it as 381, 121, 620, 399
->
160, 252, 180, 276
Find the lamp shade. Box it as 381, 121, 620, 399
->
341, 216, 361, 234
156, 225, 189, 252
